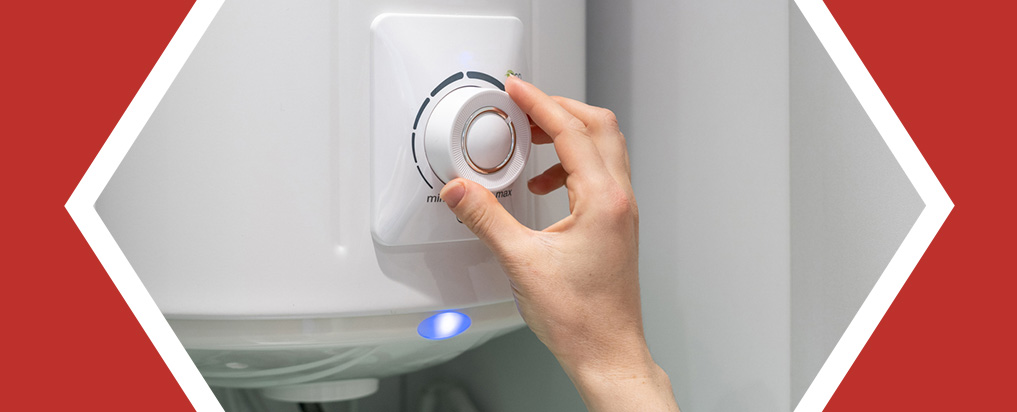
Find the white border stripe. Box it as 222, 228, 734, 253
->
793, 1, 953, 411
64, 1, 954, 410
65, 0, 225, 410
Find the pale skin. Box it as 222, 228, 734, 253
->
439, 76, 681, 412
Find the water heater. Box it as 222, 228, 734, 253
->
94, 0, 584, 403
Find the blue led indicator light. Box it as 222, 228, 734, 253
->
417, 311, 472, 340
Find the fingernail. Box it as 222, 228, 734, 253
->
506, 75, 527, 86
441, 181, 466, 209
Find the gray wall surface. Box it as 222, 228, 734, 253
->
788, 3, 923, 406
598, 1, 792, 411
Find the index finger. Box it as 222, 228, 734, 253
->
506, 76, 604, 175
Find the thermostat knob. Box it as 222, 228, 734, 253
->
424, 87, 530, 192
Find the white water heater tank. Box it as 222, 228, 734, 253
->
95, 0, 584, 403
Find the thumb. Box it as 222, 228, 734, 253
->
440, 178, 531, 254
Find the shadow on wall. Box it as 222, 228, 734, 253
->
587, 0, 633, 136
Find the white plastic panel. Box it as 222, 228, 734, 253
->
92, 0, 574, 319
371, 14, 534, 246
90, 0, 581, 397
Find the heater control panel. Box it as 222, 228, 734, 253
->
371, 14, 534, 246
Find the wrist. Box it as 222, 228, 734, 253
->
561, 346, 680, 412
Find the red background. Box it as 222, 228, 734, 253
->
824, 1, 1016, 410
3, 1, 196, 410
2, 0, 1013, 410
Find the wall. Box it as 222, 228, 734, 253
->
788, 3, 923, 406
609, 1, 792, 410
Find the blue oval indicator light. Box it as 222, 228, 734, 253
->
417, 311, 472, 340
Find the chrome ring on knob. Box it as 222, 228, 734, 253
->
460, 106, 516, 174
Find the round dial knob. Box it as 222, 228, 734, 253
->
424, 87, 530, 191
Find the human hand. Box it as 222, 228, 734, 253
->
439, 76, 679, 411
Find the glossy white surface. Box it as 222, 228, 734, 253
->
260, 379, 379, 403
172, 301, 522, 391
96, 2, 546, 318
465, 112, 513, 170
371, 14, 532, 246
93, 0, 582, 398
